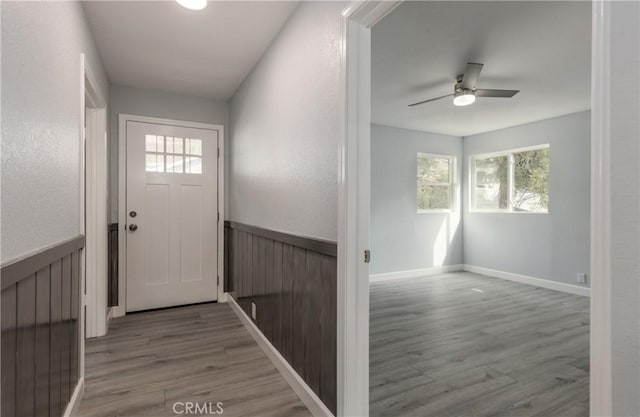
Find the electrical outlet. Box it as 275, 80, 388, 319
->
251, 302, 257, 320
576, 273, 587, 284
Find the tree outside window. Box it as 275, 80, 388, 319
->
417, 154, 455, 211
471, 145, 549, 213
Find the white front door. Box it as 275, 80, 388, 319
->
126, 120, 219, 312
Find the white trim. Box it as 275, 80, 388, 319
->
116, 114, 225, 318
467, 210, 550, 215
84, 107, 109, 338
83, 54, 109, 339
216, 125, 226, 303
346, 0, 401, 28
118, 113, 221, 131
463, 265, 591, 297
470, 143, 550, 160
226, 295, 333, 417
79, 55, 86, 387
106, 306, 114, 329
590, 1, 612, 414
337, 2, 402, 416
63, 377, 84, 417
370, 264, 463, 282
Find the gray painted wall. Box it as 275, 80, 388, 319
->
1, 1, 109, 262
462, 111, 591, 288
609, 2, 640, 414
108, 84, 228, 222
228, 1, 344, 241
370, 125, 463, 274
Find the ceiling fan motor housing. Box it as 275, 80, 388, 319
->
454, 85, 475, 97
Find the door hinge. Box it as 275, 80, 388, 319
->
217, 275, 220, 286
217, 147, 220, 158
217, 212, 220, 223
364, 250, 371, 263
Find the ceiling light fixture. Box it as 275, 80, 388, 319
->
176, 0, 207, 11
453, 89, 476, 106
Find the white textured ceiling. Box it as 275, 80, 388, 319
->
83, 1, 298, 100
372, 1, 591, 137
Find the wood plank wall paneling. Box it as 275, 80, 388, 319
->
1, 235, 84, 417
2, 285, 17, 417
224, 222, 337, 414
108, 224, 119, 307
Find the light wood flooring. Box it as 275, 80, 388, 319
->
78, 303, 311, 417
370, 272, 590, 417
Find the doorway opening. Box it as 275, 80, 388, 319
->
368, 2, 591, 416
117, 115, 225, 315
338, 0, 612, 415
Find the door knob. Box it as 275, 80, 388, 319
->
129, 224, 138, 232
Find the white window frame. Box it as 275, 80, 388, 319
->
416, 152, 456, 213
469, 143, 550, 214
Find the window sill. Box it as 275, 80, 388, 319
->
469, 210, 549, 215
417, 209, 454, 214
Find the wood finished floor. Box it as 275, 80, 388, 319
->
78, 303, 311, 417
370, 272, 590, 417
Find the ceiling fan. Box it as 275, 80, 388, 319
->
408, 63, 520, 107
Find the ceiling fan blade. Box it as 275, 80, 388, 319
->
408, 94, 454, 107
475, 89, 520, 98
460, 63, 484, 89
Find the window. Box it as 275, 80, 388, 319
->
145, 135, 202, 174
417, 153, 455, 211
471, 145, 549, 213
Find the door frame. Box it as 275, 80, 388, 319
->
82, 53, 109, 343
337, 2, 402, 416
115, 114, 225, 318
338, 0, 614, 415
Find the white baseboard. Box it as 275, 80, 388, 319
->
112, 305, 126, 318
63, 377, 84, 417
370, 264, 463, 282
106, 307, 114, 329
463, 264, 591, 297
226, 295, 333, 417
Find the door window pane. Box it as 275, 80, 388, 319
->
186, 156, 202, 174
146, 153, 158, 172
145, 135, 202, 174
146, 153, 165, 172
145, 135, 157, 152
166, 137, 174, 154
174, 137, 184, 154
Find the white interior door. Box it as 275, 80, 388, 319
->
126, 120, 219, 312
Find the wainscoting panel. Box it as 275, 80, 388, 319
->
225, 222, 337, 414
108, 223, 119, 307
1, 236, 84, 417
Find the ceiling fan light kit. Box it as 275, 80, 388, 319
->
453, 90, 476, 106
176, 0, 207, 11
409, 62, 520, 108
